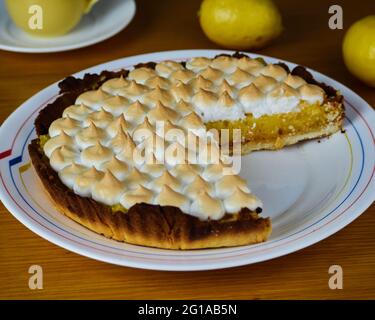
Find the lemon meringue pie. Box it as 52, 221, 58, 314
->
29, 53, 344, 250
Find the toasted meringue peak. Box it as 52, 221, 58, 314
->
215, 174, 249, 198
118, 80, 148, 98
92, 170, 126, 205
102, 95, 129, 116
124, 167, 149, 189
218, 91, 236, 107
145, 76, 171, 89
81, 141, 113, 168
218, 80, 236, 97
50, 146, 78, 171
49, 116, 81, 137
163, 119, 184, 142
99, 155, 129, 180
170, 81, 193, 102
200, 66, 223, 83
252, 75, 278, 93
238, 83, 264, 108
101, 76, 129, 94
128, 67, 156, 84
211, 56, 237, 73
226, 68, 253, 86
155, 60, 184, 77
58, 163, 87, 189
62, 104, 92, 121
139, 154, 165, 178
148, 170, 181, 193
84, 108, 114, 129
76, 89, 111, 110
124, 101, 147, 124
73, 167, 104, 197
190, 75, 214, 91
133, 116, 154, 134
184, 175, 214, 199
202, 161, 228, 182
224, 187, 262, 213
109, 128, 130, 154
164, 141, 189, 166
192, 88, 217, 113
178, 112, 204, 131
147, 101, 179, 125
170, 163, 199, 184
284, 74, 307, 89
174, 100, 194, 116
107, 114, 131, 138
44, 131, 74, 158
142, 87, 174, 107
190, 191, 225, 220
261, 64, 288, 81
236, 57, 265, 72
170, 69, 195, 84
120, 185, 154, 209
154, 185, 190, 212
185, 57, 212, 72
299, 84, 325, 104
116, 133, 136, 163
76, 121, 106, 148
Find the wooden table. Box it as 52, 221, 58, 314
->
0, 0, 374, 299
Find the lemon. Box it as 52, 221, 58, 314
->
198, 0, 283, 50
343, 15, 375, 87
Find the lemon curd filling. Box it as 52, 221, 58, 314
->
206, 102, 340, 145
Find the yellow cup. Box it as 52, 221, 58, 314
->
5, 0, 98, 37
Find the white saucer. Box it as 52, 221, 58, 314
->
0, 0, 136, 53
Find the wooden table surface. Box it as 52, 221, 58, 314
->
0, 0, 374, 300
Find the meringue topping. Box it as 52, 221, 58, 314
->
101, 76, 129, 95
226, 68, 253, 87
124, 101, 147, 124
81, 141, 113, 168
73, 166, 104, 197
155, 60, 184, 77
148, 170, 181, 192
107, 115, 131, 138
99, 155, 129, 180
50, 145, 78, 171
190, 191, 225, 220
49, 116, 81, 137
211, 55, 237, 73
284, 74, 306, 89
58, 163, 87, 189
120, 185, 154, 209
154, 185, 190, 212
261, 64, 288, 81
215, 174, 249, 198
170, 69, 195, 83
145, 76, 171, 89
128, 67, 156, 84
76, 89, 111, 110
185, 57, 211, 72
84, 108, 114, 128
102, 95, 129, 116
147, 101, 179, 125
75, 121, 106, 149
200, 66, 223, 83
62, 104, 92, 121
184, 175, 214, 199
170, 81, 193, 102
299, 84, 325, 104
224, 187, 262, 213
92, 170, 126, 205
124, 167, 149, 189
44, 131, 74, 158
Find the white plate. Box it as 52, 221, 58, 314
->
0, 50, 374, 271
0, 0, 136, 53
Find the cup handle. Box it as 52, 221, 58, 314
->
84, 0, 98, 13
